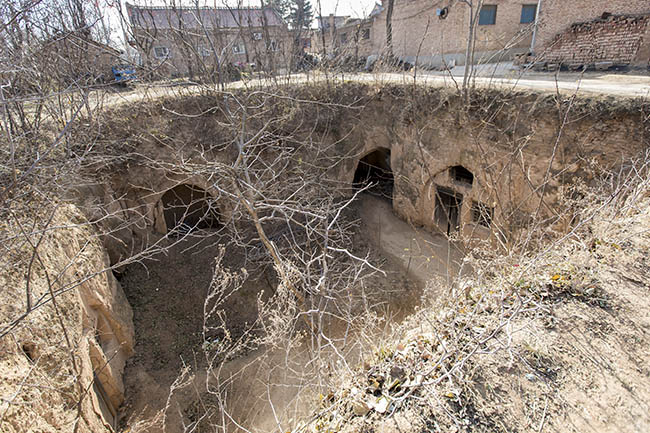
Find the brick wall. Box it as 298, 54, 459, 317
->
369, 0, 537, 66
540, 14, 650, 67
534, 0, 650, 54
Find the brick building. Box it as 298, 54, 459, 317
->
374, 0, 541, 67
43, 31, 123, 83
311, 13, 377, 59
310, 0, 540, 68
309, 0, 649, 70
125, 3, 291, 78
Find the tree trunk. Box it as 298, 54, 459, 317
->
385, 0, 395, 56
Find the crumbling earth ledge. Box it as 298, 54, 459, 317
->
0, 204, 134, 433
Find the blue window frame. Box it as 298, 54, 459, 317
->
520, 4, 537, 24
478, 5, 497, 26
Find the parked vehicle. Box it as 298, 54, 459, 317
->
111, 65, 137, 84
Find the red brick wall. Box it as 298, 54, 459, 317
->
534, 0, 650, 51
540, 14, 650, 66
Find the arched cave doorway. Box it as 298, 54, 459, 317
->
160, 184, 220, 234
353, 148, 394, 200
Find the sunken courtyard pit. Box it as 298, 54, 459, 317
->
2, 83, 649, 433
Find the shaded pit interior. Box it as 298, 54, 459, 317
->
161, 184, 220, 234
117, 190, 436, 429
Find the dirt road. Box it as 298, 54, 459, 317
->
98, 68, 650, 111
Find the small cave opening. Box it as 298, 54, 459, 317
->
450, 165, 474, 186
353, 148, 394, 200
160, 184, 220, 235
21, 342, 36, 362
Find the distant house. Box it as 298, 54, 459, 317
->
42, 31, 122, 84
125, 3, 291, 78
316, 15, 350, 33
311, 12, 378, 59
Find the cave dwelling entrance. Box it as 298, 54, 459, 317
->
160, 184, 220, 235
435, 186, 463, 236
353, 147, 393, 201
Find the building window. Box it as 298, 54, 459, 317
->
252, 32, 263, 40
478, 5, 497, 25
520, 4, 537, 24
153, 46, 170, 59
197, 45, 211, 57
472, 202, 493, 228
361, 28, 370, 40
450, 165, 474, 186
340, 33, 348, 43
232, 43, 245, 54
266, 39, 279, 51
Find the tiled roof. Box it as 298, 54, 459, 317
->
126, 3, 284, 29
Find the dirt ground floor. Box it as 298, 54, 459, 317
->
118, 193, 462, 431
